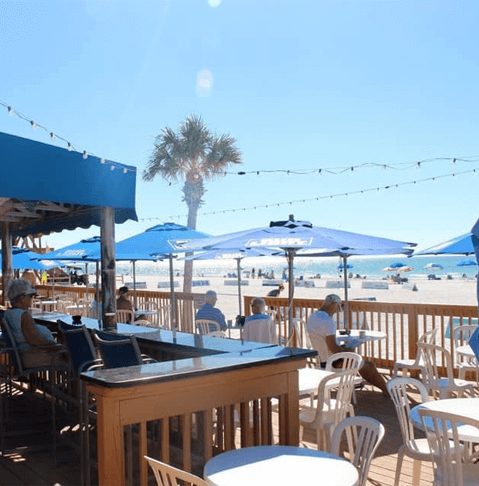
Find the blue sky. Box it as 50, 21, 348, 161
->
1, 0, 479, 252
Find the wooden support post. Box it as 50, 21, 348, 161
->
1, 223, 13, 306
101, 207, 117, 330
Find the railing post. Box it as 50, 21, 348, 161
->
407, 305, 418, 360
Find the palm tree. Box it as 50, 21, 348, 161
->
143, 115, 242, 292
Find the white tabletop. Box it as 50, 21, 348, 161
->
336, 329, 386, 347
204, 445, 359, 486
134, 310, 157, 316
298, 368, 334, 395
457, 344, 477, 360
411, 397, 479, 442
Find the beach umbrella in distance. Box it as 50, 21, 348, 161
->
397, 266, 414, 274
184, 247, 280, 315
423, 262, 444, 270
390, 261, 406, 269
113, 223, 210, 329
457, 259, 477, 266
176, 214, 416, 332
382, 266, 395, 272
337, 262, 353, 270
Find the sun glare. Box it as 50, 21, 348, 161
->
208, 0, 222, 7
196, 69, 214, 97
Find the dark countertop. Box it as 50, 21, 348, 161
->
36, 312, 316, 389
81, 346, 314, 388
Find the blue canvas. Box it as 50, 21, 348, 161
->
468, 326, 479, 361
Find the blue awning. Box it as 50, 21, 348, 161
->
0, 131, 138, 237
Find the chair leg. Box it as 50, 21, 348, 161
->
412, 458, 422, 486
393, 446, 405, 486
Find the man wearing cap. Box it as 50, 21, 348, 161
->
195, 290, 227, 331
307, 293, 388, 396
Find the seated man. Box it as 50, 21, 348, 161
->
244, 297, 277, 344
307, 293, 388, 396
117, 286, 134, 323
195, 290, 227, 331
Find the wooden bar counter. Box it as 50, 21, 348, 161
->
37, 313, 315, 486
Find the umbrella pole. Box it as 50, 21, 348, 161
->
132, 261, 137, 309
96, 261, 100, 326
85, 262, 89, 301
287, 249, 295, 339
342, 255, 349, 329
169, 254, 176, 334
236, 258, 242, 315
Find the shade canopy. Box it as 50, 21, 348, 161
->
415, 233, 477, 256
0, 131, 137, 238
177, 215, 416, 332
389, 261, 406, 269
0, 247, 59, 271
337, 262, 353, 270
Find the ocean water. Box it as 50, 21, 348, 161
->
117, 254, 477, 280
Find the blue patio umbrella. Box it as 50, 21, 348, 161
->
414, 233, 476, 256
457, 260, 477, 266
0, 247, 59, 271
177, 215, 416, 331
113, 223, 210, 329
184, 247, 280, 314
471, 219, 479, 317
337, 262, 353, 270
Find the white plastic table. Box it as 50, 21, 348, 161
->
336, 329, 386, 346
204, 445, 359, 486
411, 397, 479, 442
457, 344, 476, 360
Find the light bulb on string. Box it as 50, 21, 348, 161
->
30, 121, 37, 129
7, 106, 14, 116
110, 165, 115, 171
100, 157, 106, 164
67, 143, 73, 151
350, 167, 354, 175
452, 158, 457, 167
123, 168, 128, 174
417, 162, 421, 169
82, 151, 88, 159
50, 132, 56, 141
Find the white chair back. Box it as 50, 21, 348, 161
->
116, 309, 135, 324
418, 409, 479, 486
195, 319, 221, 335
243, 318, 277, 344
145, 455, 208, 486
325, 351, 363, 372
331, 416, 385, 486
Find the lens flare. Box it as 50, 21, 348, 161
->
196, 69, 214, 97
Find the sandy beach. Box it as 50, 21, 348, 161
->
116, 273, 478, 322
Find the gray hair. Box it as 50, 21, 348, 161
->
7, 279, 36, 304
205, 290, 217, 304
251, 297, 266, 308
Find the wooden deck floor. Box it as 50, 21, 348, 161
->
0, 384, 435, 486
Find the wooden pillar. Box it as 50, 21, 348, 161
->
101, 207, 117, 330
2, 223, 13, 306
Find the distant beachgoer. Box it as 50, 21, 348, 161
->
271, 270, 275, 279
258, 268, 263, 278
282, 269, 287, 280
251, 268, 255, 279
41, 270, 48, 285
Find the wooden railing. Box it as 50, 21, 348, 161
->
36, 285, 478, 373
247, 296, 478, 373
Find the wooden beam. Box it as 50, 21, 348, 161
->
100, 206, 116, 330
2, 223, 13, 306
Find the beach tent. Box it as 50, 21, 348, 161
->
184, 247, 280, 315
423, 262, 444, 270
0, 131, 137, 326
337, 262, 353, 270
110, 223, 210, 329
177, 215, 416, 332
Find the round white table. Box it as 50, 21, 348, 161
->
457, 344, 477, 360
336, 329, 386, 347
204, 445, 359, 486
411, 397, 479, 442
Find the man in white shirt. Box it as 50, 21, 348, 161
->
307, 294, 388, 396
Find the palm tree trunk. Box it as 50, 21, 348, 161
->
183, 193, 200, 294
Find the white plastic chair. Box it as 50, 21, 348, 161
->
293, 318, 311, 348
387, 377, 435, 486
325, 352, 363, 406
419, 342, 475, 399
137, 300, 159, 326
243, 318, 277, 344
418, 409, 479, 486
393, 328, 438, 378
453, 325, 479, 380
144, 455, 208, 486
116, 309, 135, 324
299, 367, 358, 450
157, 304, 171, 329
331, 416, 385, 486
195, 319, 221, 335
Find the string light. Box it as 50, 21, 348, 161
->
157, 166, 479, 220
0, 99, 136, 175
